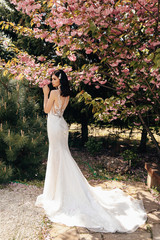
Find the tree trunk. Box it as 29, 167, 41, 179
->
131, 98, 160, 158
138, 126, 147, 153
81, 119, 88, 144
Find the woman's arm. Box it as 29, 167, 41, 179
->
43, 86, 55, 114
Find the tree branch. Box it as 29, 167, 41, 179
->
137, 0, 155, 18
0, 79, 8, 90
91, 82, 116, 91
131, 97, 160, 158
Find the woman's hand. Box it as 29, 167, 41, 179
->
43, 85, 50, 95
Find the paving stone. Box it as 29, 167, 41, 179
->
102, 232, 151, 240
78, 233, 102, 240
50, 226, 78, 240
76, 226, 90, 234
50, 223, 71, 237
152, 224, 160, 240
148, 211, 160, 224
50, 223, 77, 240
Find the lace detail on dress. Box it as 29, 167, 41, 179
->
51, 90, 68, 117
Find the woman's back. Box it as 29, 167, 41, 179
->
51, 89, 69, 117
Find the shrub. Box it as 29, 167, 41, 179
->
121, 149, 141, 168
85, 137, 103, 155
0, 160, 13, 184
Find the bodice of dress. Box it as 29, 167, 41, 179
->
50, 90, 68, 117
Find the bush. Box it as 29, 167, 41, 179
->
121, 149, 141, 168
85, 137, 103, 155
0, 160, 13, 184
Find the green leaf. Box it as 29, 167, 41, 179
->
155, 48, 160, 53
89, 20, 97, 33
147, 52, 154, 60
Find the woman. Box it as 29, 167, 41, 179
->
35, 70, 147, 233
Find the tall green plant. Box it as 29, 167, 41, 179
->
0, 74, 48, 180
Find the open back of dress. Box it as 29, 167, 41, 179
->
51, 90, 69, 118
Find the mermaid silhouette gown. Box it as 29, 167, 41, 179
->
35, 89, 147, 233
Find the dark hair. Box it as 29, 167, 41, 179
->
48, 69, 71, 97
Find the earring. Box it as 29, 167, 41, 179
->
58, 85, 61, 90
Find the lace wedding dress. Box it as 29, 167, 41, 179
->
35, 90, 147, 233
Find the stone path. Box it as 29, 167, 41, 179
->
0, 180, 159, 240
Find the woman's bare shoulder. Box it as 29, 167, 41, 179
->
50, 89, 59, 93
49, 90, 59, 100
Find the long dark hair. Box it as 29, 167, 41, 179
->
48, 69, 71, 97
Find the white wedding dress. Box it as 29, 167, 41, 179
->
35, 90, 147, 233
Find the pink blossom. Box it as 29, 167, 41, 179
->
10, 69, 17, 74
86, 73, 92, 78
121, 99, 126, 105
71, 31, 77, 37
144, 58, 151, 63
139, 45, 146, 51
133, 84, 140, 91
47, 68, 56, 75
155, 117, 159, 121
111, 116, 117, 120
120, 53, 125, 58
84, 79, 90, 84
151, 41, 160, 47
85, 48, 93, 54
56, 50, 63, 56
103, 8, 113, 16
102, 44, 108, 49
90, 66, 99, 72
145, 28, 154, 34
77, 31, 83, 36
122, 69, 129, 74
64, 67, 72, 73
111, 59, 122, 67
68, 54, 77, 62
57, 6, 65, 13
38, 56, 46, 62
126, 93, 134, 99
99, 80, 107, 84
39, 82, 47, 88
74, 18, 82, 26
151, 80, 155, 84
133, 122, 141, 126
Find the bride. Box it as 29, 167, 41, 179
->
35, 69, 147, 233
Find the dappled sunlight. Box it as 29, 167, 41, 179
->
69, 124, 160, 143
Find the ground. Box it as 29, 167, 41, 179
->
0, 144, 159, 240
0, 177, 159, 240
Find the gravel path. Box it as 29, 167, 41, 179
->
0, 183, 44, 240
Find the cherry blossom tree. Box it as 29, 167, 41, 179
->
0, 0, 160, 155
